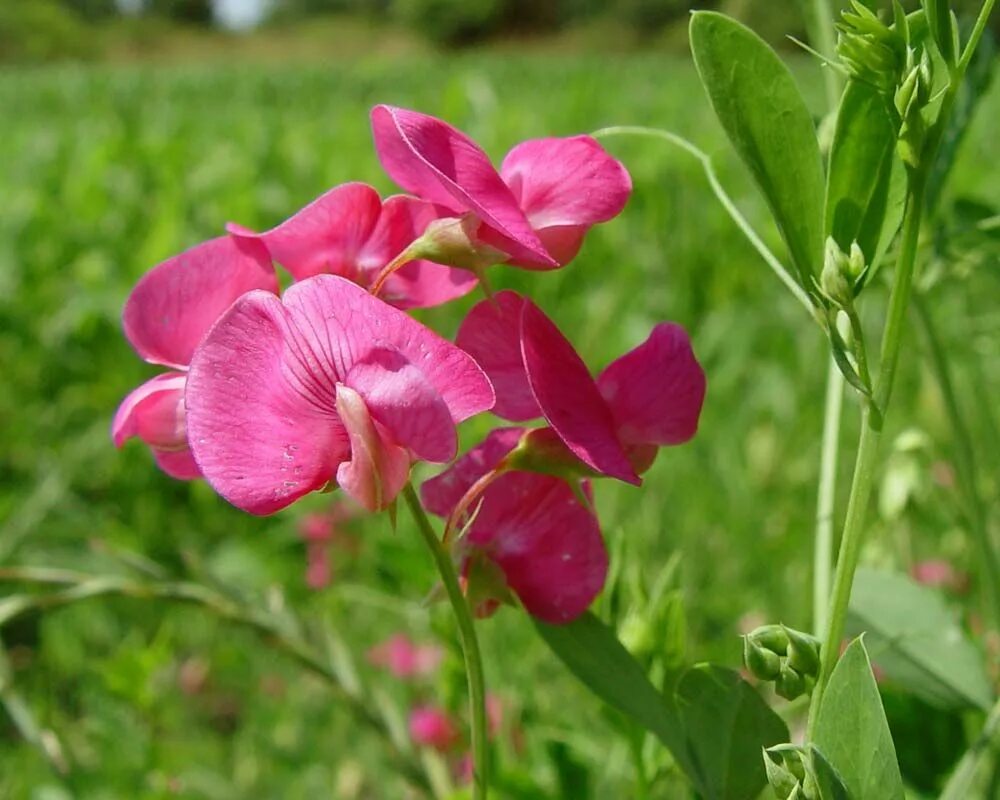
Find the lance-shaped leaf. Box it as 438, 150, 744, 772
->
810, 745, 851, 800
825, 80, 905, 287
847, 567, 993, 711
813, 637, 905, 800
690, 11, 825, 288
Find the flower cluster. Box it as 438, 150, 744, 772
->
114, 105, 705, 624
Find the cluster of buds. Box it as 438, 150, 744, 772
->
819, 236, 865, 310
742, 624, 821, 701
764, 744, 820, 800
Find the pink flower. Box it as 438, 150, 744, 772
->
370, 105, 631, 270
112, 234, 278, 479
367, 633, 443, 680
456, 290, 706, 484
421, 428, 607, 624
409, 705, 460, 752
910, 559, 968, 594
185, 274, 494, 514
228, 182, 477, 309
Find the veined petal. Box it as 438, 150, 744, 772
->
596, 323, 706, 446
500, 136, 632, 231
335, 384, 410, 512
420, 426, 526, 518
282, 275, 494, 423
456, 291, 540, 422
228, 182, 382, 281
185, 290, 349, 515
370, 105, 557, 268
346, 353, 457, 463
520, 301, 638, 484
123, 234, 277, 369
359, 195, 477, 309
467, 472, 607, 624
112, 371, 188, 450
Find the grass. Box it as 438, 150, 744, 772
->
0, 50, 998, 797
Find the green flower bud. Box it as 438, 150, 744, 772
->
764, 748, 800, 799
847, 241, 866, 280
782, 625, 822, 678
409, 213, 507, 272
748, 624, 789, 655
744, 635, 782, 681
775, 662, 807, 700
821, 238, 854, 309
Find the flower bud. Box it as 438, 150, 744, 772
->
765, 744, 819, 800
775, 662, 807, 700
744, 635, 782, 681
782, 625, 821, 678
764, 748, 800, 799
821, 238, 854, 308
408, 214, 508, 272
748, 624, 789, 656
847, 241, 866, 280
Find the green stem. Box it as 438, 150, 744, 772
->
0, 568, 432, 795
807, 172, 928, 738
813, 357, 844, 638
913, 294, 1000, 627
958, 0, 997, 76
800, 0, 842, 110
403, 484, 490, 800
591, 126, 813, 314
939, 694, 1000, 800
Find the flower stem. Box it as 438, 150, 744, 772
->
807, 172, 927, 738
813, 357, 844, 638
370, 248, 416, 298
913, 294, 1000, 627
403, 483, 490, 799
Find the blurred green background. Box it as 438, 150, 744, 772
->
1, 1, 999, 797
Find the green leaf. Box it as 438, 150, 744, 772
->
809, 745, 851, 800
674, 665, 789, 800
924, 0, 956, 65
825, 80, 904, 286
813, 637, 905, 800
847, 567, 993, 711
533, 612, 688, 768
690, 11, 825, 287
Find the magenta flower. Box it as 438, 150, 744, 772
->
112, 234, 278, 479
409, 705, 461, 752
184, 274, 494, 514
228, 182, 477, 309
421, 428, 607, 624
910, 559, 968, 594
370, 105, 631, 270
367, 633, 444, 680
456, 290, 706, 484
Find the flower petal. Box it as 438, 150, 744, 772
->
500, 136, 632, 231
596, 323, 706, 446
359, 195, 477, 309
420, 426, 526, 518
467, 472, 607, 624
112, 372, 188, 450
335, 384, 411, 511
370, 105, 557, 268
346, 352, 457, 463
153, 448, 201, 481
456, 291, 540, 422
520, 301, 638, 484
229, 183, 382, 282
282, 274, 494, 423
185, 290, 349, 515
123, 234, 277, 369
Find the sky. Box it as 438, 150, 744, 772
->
213, 0, 270, 29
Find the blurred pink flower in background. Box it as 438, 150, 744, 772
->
910, 559, 968, 594
298, 501, 361, 590
367, 634, 443, 680
409, 705, 460, 752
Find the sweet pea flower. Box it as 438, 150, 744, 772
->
455, 291, 706, 485
112, 234, 278, 479
367, 633, 443, 680
228, 182, 477, 309
185, 274, 494, 514
409, 705, 461, 752
421, 427, 607, 624
368, 105, 631, 283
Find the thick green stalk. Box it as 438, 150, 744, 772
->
813, 358, 845, 638
403, 484, 490, 800
807, 173, 927, 737
913, 295, 1000, 626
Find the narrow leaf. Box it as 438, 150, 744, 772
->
810, 745, 851, 800
813, 637, 905, 800
924, 0, 956, 65
690, 11, 825, 287
674, 665, 789, 800
847, 567, 993, 711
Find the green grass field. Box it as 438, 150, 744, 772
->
1, 52, 999, 797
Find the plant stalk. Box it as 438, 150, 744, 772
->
913, 294, 1000, 627
403, 483, 490, 800
813, 358, 844, 638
